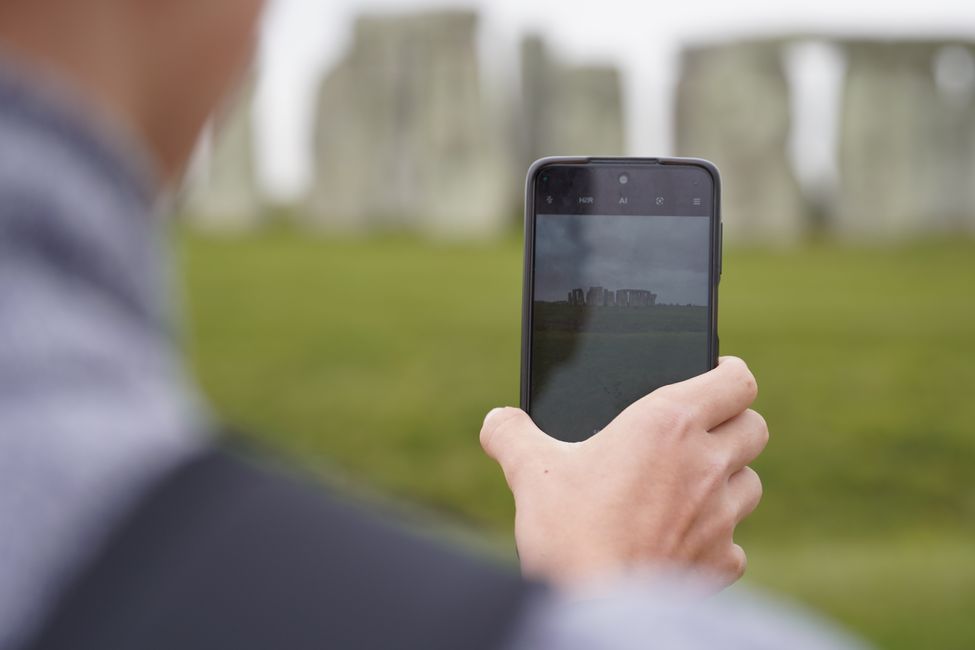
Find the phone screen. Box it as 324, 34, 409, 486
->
526, 162, 718, 442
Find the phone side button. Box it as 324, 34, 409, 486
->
719, 223, 723, 277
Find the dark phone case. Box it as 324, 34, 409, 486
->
519, 156, 722, 415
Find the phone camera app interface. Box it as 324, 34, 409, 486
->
530, 165, 713, 442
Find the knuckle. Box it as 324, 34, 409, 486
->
723, 355, 748, 377
707, 457, 728, 483
672, 406, 697, 434
720, 497, 739, 532
697, 454, 729, 495
696, 460, 731, 511
705, 444, 732, 476
742, 373, 758, 403
479, 407, 521, 451
723, 355, 747, 371
749, 409, 770, 441
646, 384, 677, 410
729, 545, 748, 578
744, 466, 764, 500
655, 398, 697, 435
726, 357, 758, 401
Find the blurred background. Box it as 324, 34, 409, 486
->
177, 1, 975, 647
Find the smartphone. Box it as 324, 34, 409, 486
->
521, 157, 722, 442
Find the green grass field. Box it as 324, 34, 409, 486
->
177, 229, 975, 649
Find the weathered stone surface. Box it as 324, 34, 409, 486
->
184, 82, 262, 231
306, 11, 511, 238
305, 20, 975, 242
837, 40, 975, 239
675, 40, 806, 244
520, 35, 625, 165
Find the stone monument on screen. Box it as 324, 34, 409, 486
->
306, 11, 511, 238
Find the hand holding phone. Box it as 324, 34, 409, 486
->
483, 158, 766, 588
481, 357, 767, 588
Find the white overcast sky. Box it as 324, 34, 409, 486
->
253, 0, 975, 200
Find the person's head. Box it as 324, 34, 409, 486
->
0, 0, 265, 183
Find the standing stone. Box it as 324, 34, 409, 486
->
675, 40, 806, 244
936, 44, 975, 236
307, 11, 511, 238
520, 35, 625, 165
837, 40, 975, 239
184, 81, 262, 230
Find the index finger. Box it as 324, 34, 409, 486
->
643, 356, 758, 430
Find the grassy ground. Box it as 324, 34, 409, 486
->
177, 229, 975, 649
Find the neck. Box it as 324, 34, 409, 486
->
0, 2, 174, 186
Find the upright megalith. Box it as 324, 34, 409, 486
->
675, 40, 806, 244
184, 82, 262, 231
306, 10, 511, 238
837, 40, 975, 238
520, 35, 625, 164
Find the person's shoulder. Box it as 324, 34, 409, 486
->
27, 445, 535, 650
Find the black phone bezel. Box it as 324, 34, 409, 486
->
519, 156, 723, 416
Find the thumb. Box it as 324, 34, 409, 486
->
480, 407, 551, 477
